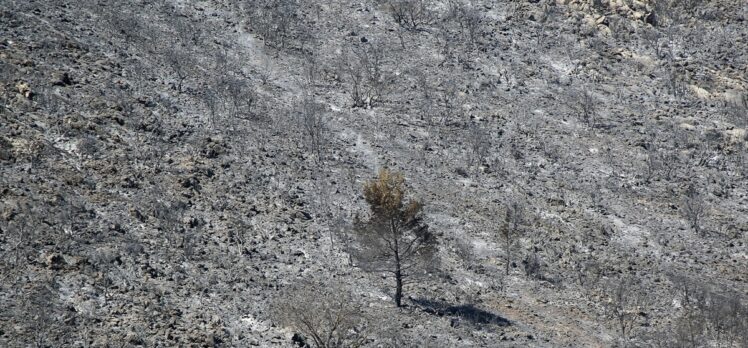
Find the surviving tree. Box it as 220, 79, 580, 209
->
351, 169, 437, 307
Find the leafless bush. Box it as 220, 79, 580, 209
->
510, 2, 530, 21
438, 78, 461, 124
446, 1, 483, 45
251, 0, 299, 51
200, 55, 259, 129
645, 151, 660, 183
500, 201, 525, 275
467, 123, 490, 175
725, 92, 747, 127
106, 83, 142, 136
566, 88, 597, 128
434, 23, 456, 64
78, 136, 99, 159
667, 67, 688, 100
202, 82, 222, 129
522, 251, 543, 280
737, 139, 748, 178
340, 43, 395, 108
608, 16, 631, 42
0, 61, 13, 113
645, 142, 679, 182
225, 77, 257, 120
573, 255, 602, 287
3, 213, 33, 272
681, 183, 705, 235
453, 239, 477, 271
604, 277, 648, 346
591, 0, 606, 12
414, 71, 437, 124
259, 54, 272, 85
650, 0, 684, 27
273, 282, 369, 348
388, 0, 435, 31
661, 150, 679, 180
663, 0, 700, 19
163, 45, 192, 93
103, 5, 145, 47
299, 95, 326, 163
643, 130, 662, 182
35, 85, 66, 121
642, 28, 663, 58
22, 281, 65, 347
703, 291, 748, 347
182, 227, 198, 260
294, 56, 326, 162
150, 195, 187, 252
578, 89, 597, 128
167, 8, 204, 47
669, 275, 708, 347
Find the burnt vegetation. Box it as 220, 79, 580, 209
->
1, 0, 747, 347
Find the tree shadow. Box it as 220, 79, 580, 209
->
412, 298, 511, 327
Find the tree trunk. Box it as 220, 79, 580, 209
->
505, 235, 510, 275
392, 219, 403, 307
395, 269, 403, 307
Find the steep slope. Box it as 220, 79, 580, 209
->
1, 0, 746, 347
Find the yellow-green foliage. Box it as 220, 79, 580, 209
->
364, 169, 404, 215
363, 169, 422, 222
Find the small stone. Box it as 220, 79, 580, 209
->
52, 72, 73, 86
645, 12, 658, 26
46, 254, 66, 270
291, 333, 306, 347
15, 81, 32, 99
296, 211, 312, 220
